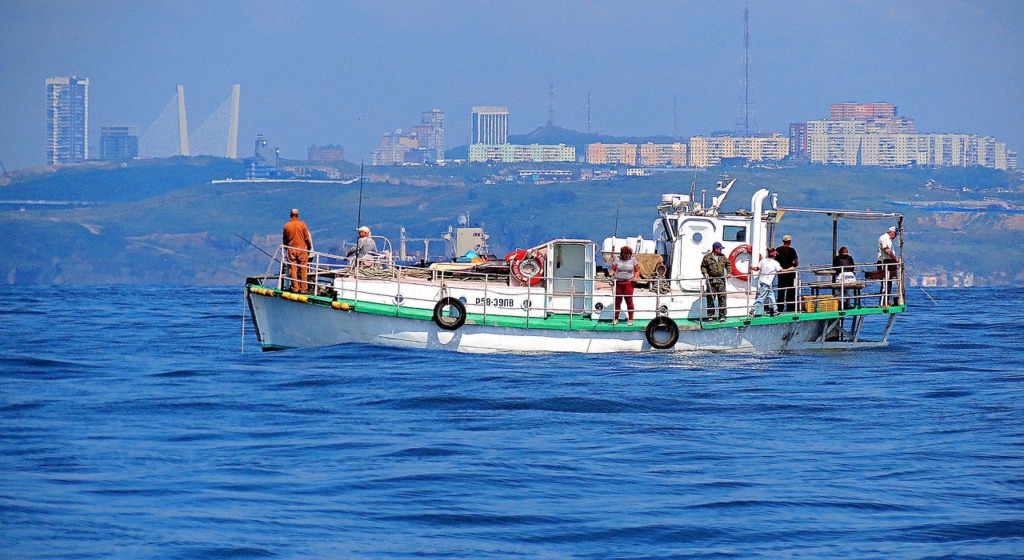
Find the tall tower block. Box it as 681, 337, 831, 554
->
471, 106, 508, 145
45, 76, 89, 164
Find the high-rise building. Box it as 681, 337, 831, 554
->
371, 130, 421, 165
99, 126, 139, 160
789, 122, 810, 160
471, 106, 508, 145
586, 143, 639, 166
830, 102, 896, 121
307, 144, 345, 162
46, 76, 89, 164
687, 135, 789, 168
370, 109, 445, 165
420, 109, 445, 161
803, 122, 1011, 169
638, 143, 688, 167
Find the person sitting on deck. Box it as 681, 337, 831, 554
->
832, 246, 855, 278
832, 246, 859, 309
347, 226, 379, 262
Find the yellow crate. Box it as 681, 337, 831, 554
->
818, 297, 838, 312
802, 295, 839, 312
802, 295, 817, 313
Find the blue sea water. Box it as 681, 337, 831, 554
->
1, 285, 1022, 559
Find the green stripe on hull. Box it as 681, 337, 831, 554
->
247, 285, 904, 333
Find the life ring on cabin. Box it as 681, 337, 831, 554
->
505, 249, 544, 286
729, 244, 753, 281
432, 297, 467, 331
645, 316, 679, 350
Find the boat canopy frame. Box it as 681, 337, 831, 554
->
778, 207, 904, 259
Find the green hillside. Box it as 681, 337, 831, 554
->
1, 158, 1021, 285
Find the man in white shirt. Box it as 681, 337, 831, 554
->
876, 226, 900, 305
748, 247, 784, 317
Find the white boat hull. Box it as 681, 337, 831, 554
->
246, 290, 890, 354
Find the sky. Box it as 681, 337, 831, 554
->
1, 0, 1022, 172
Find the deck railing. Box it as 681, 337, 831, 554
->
253, 245, 904, 322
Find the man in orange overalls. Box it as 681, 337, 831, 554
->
282, 208, 313, 293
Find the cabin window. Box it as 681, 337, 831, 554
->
691, 232, 703, 244
723, 226, 747, 243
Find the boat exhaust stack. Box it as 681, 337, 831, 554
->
750, 188, 770, 260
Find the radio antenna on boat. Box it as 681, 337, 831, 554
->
613, 199, 620, 239
689, 172, 698, 212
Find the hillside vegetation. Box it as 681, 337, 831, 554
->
1, 158, 1021, 285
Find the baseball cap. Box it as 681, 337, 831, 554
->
888, 226, 897, 234
712, 242, 724, 250
782, 235, 792, 242
357, 226, 370, 233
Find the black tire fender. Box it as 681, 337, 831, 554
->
432, 297, 467, 331
645, 316, 679, 350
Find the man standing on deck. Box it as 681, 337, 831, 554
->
877, 225, 900, 305
775, 235, 799, 312
749, 247, 784, 318
701, 242, 730, 323
282, 208, 313, 294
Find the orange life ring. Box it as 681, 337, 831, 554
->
729, 244, 752, 281
505, 249, 543, 286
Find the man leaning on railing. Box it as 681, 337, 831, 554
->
877, 226, 900, 305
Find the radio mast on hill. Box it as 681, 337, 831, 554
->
547, 82, 555, 127
736, 3, 759, 136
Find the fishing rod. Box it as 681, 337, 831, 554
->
235, 233, 280, 262
356, 160, 364, 229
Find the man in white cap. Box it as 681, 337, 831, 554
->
347, 225, 378, 260
775, 234, 799, 312
877, 226, 900, 304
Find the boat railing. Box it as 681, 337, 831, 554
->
255, 246, 904, 321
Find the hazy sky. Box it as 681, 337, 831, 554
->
1, 0, 1021, 171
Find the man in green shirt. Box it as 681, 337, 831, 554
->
700, 242, 730, 322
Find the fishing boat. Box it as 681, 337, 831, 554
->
244, 178, 906, 353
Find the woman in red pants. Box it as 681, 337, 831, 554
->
610, 246, 641, 325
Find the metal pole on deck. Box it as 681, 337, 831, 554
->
897, 215, 905, 304
831, 215, 838, 259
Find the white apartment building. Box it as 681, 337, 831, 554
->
638, 143, 687, 167
468, 143, 576, 163
805, 120, 1010, 169
688, 135, 789, 168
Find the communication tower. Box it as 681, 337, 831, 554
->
735, 3, 759, 136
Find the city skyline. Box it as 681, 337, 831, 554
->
1, 0, 1021, 172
